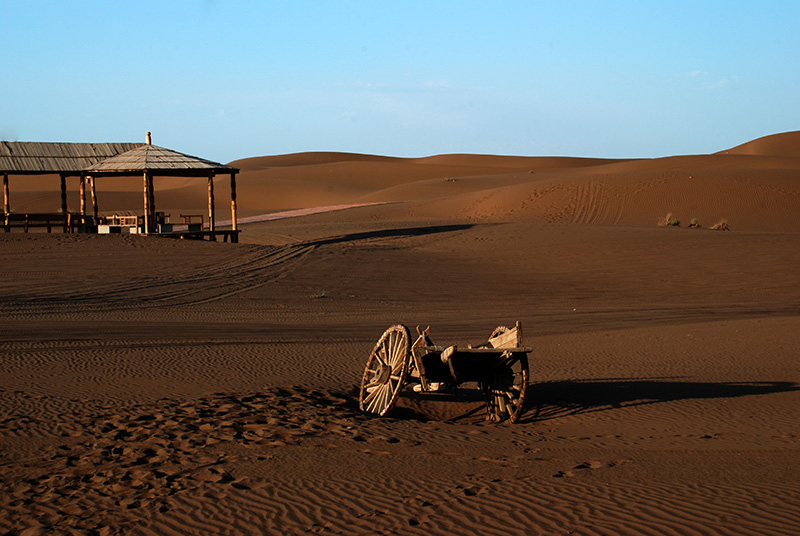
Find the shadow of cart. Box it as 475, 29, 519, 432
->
519, 377, 799, 424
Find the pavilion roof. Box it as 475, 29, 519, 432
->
85, 144, 237, 175
0, 142, 143, 174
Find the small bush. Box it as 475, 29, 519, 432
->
660, 213, 680, 226
688, 218, 700, 228
710, 219, 730, 231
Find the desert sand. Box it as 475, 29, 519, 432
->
1, 131, 799, 535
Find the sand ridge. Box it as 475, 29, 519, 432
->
9, 131, 800, 233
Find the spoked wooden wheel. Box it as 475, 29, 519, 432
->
483, 352, 529, 423
359, 324, 411, 416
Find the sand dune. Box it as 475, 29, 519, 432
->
720, 130, 800, 157
11, 132, 798, 231
2, 132, 799, 535
224, 132, 800, 231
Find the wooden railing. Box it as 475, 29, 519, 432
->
3, 212, 72, 233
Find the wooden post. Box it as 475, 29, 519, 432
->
142, 171, 151, 234
144, 133, 153, 233
79, 176, 86, 216
89, 176, 98, 220
230, 172, 238, 231
148, 173, 156, 231
3, 172, 8, 232
208, 174, 216, 231
60, 174, 67, 213
60, 174, 68, 232
3, 172, 9, 213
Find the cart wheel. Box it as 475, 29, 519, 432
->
483, 352, 529, 423
359, 324, 411, 416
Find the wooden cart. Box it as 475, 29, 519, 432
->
359, 322, 530, 423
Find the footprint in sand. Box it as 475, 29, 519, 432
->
553, 459, 631, 477
573, 460, 609, 470
0, 386, 369, 536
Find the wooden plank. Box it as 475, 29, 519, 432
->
4, 213, 69, 225
446, 347, 532, 355
487, 322, 523, 349
427, 345, 532, 360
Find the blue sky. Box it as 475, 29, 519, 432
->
1, 1, 798, 163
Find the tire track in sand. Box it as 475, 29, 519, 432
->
570, 175, 624, 225
0, 243, 314, 315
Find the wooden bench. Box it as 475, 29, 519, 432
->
179, 214, 204, 232
3, 212, 71, 233
104, 214, 140, 227
180, 214, 203, 225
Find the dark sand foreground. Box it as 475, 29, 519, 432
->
1, 132, 799, 535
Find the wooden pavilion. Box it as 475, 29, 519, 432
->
1, 141, 141, 232
85, 133, 239, 241
1, 134, 239, 241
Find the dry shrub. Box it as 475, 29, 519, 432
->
659, 213, 680, 226
710, 219, 730, 231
